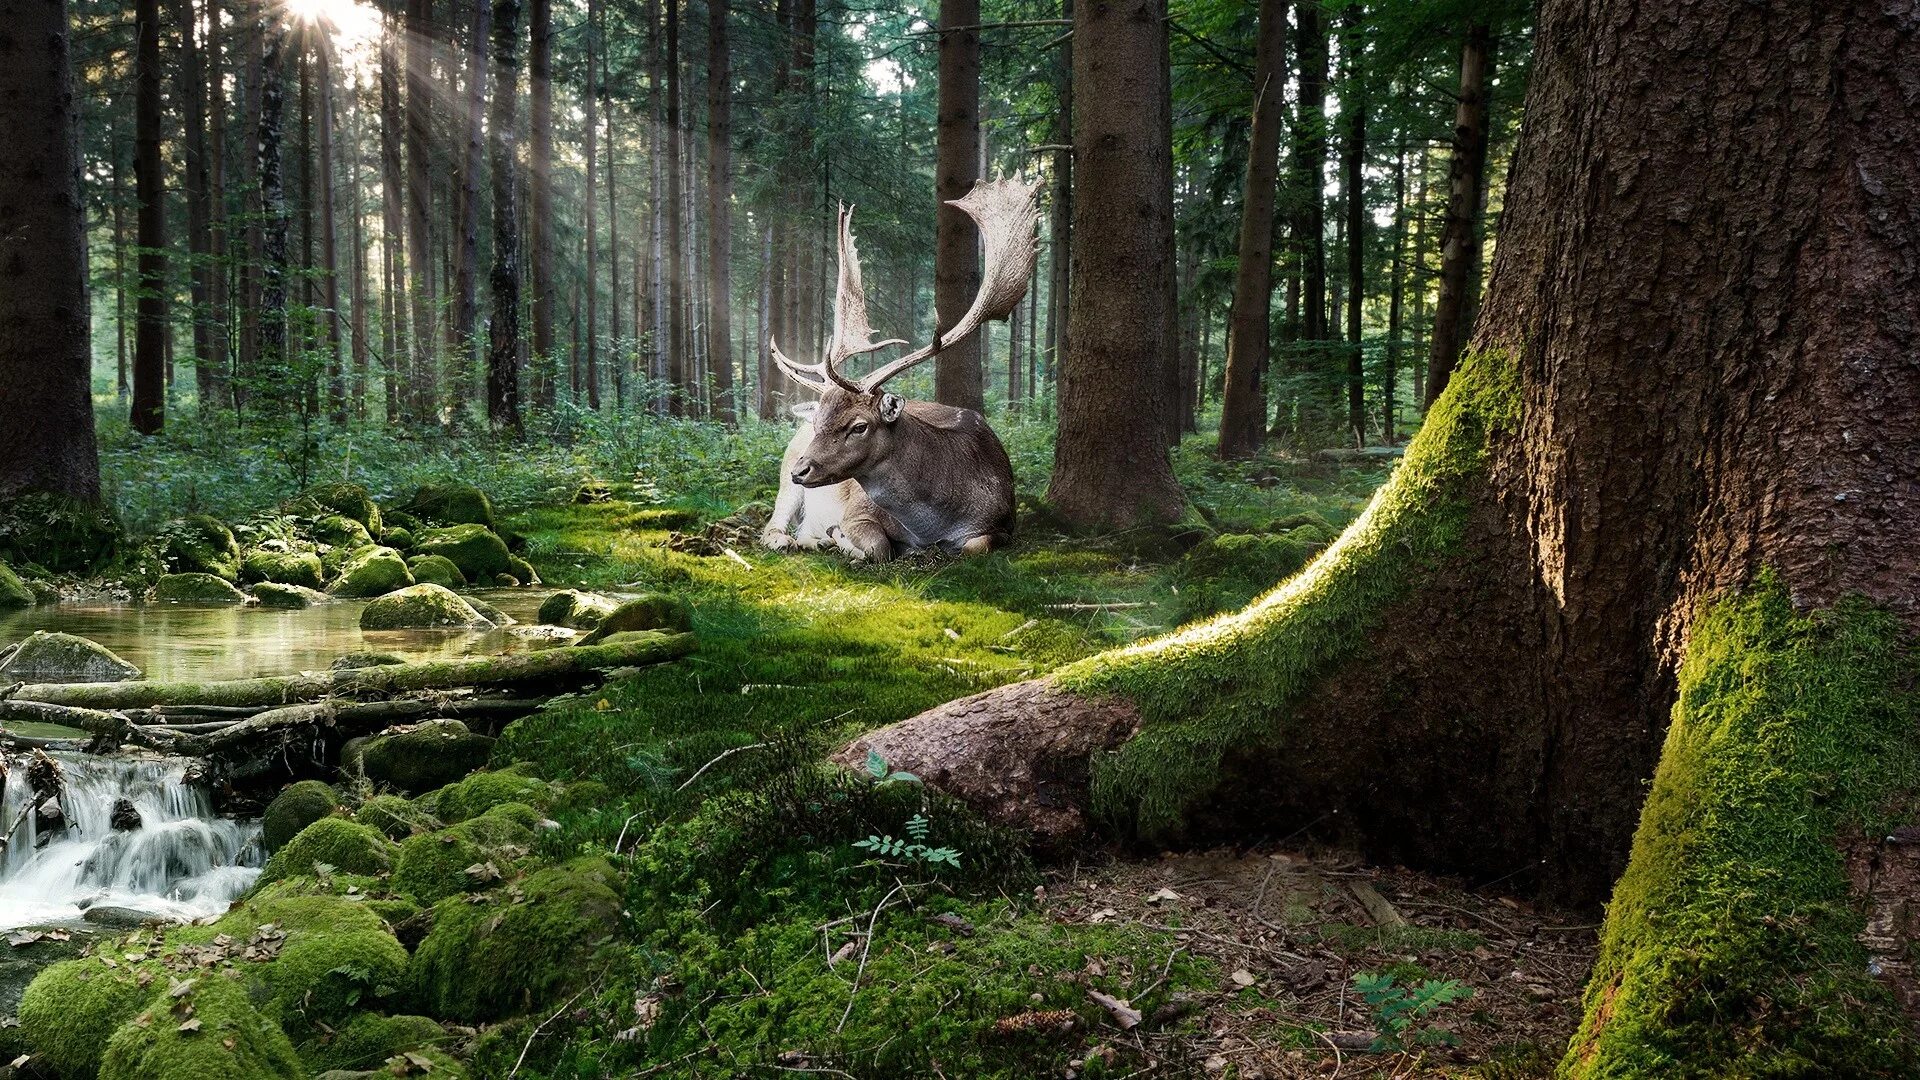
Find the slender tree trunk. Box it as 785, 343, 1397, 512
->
315, 32, 345, 422
258, 15, 289, 403
606, 92, 623, 408
207, 0, 231, 412
178, 0, 217, 410
706, 0, 734, 424
1045, 0, 1184, 528
1341, 6, 1366, 447
582, 0, 600, 408
1216, 0, 1286, 458
348, 85, 371, 420
455, 0, 489, 396
1407, 146, 1429, 408
0, 0, 101, 502
663, 0, 687, 415
131, 0, 167, 434
1383, 145, 1406, 442
1042, 0, 1071, 424
113, 135, 130, 402
378, 9, 407, 423
1296, 2, 1327, 345
238, 8, 265, 405
488, 0, 523, 432
406, 0, 438, 420
933, 0, 983, 411
527, 0, 554, 408
756, 224, 772, 419
1422, 23, 1491, 408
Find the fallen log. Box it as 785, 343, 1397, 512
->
4, 631, 695, 710
170, 696, 546, 755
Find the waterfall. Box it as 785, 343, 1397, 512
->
0, 754, 261, 931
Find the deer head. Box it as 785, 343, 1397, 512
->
776, 178, 1041, 488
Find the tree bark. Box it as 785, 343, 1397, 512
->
405, 0, 439, 420
1042, 0, 1071, 423
1421, 22, 1490, 408
455, 0, 490, 392
582, 0, 600, 408
258, 16, 290, 400
488, 0, 524, 432
131, 0, 168, 435
315, 31, 345, 422
664, 0, 687, 415
706, 0, 734, 424
207, 0, 231, 413
1044, 0, 1184, 529
177, 0, 219, 411
1382, 145, 1406, 442
0, 0, 101, 503
1341, 6, 1366, 447
1215, 0, 1287, 459
933, 0, 983, 412
527, 0, 555, 408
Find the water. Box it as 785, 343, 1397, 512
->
0, 754, 261, 930
0, 589, 558, 684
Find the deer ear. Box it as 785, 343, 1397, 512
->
878, 393, 904, 423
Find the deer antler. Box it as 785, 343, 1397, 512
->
858, 176, 1041, 394
770, 204, 905, 395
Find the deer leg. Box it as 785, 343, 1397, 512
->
959, 532, 1010, 557
829, 521, 894, 563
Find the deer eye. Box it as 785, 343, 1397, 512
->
849, 421, 869, 437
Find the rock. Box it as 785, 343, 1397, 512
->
391, 804, 538, 904
429, 768, 555, 823
299, 481, 383, 533
152, 572, 251, 602
575, 593, 693, 644
240, 549, 324, 589
258, 817, 397, 883
158, 514, 241, 580
0, 492, 120, 574
405, 552, 467, 588
262, 779, 339, 851
80, 905, 159, 928
464, 595, 514, 627
326, 546, 414, 598
311, 513, 374, 550
330, 651, 406, 671
359, 583, 492, 630
492, 573, 520, 587
357, 718, 495, 794
250, 581, 332, 609
0, 560, 35, 610
97, 963, 306, 1080
507, 555, 541, 585
354, 794, 436, 840
110, 797, 141, 831
302, 1013, 452, 1078
537, 589, 618, 630
398, 483, 496, 531
413, 524, 512, 582
381, 525, 414, 550
0, 630, 142, 682
33, 797, 64, 838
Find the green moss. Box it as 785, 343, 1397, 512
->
412, 524, 512, 582
430, 770, 555, 823
199, 893, 410, 1036
0, 491, 121, 573
357, 719, 495, 794
1054, 349, 1521, 840
408, 857, 624, 1021
262, 780, 339, 852
354, 794, 439, 840
251, 581, 330, 608
507, 555, 540, 586
536, 589, 617, 629
158, 513, 241, 580
18, 957, 159, 1077
301, 482, 383, 534
152, 572, 250, 602
300, 1012, 450, 1075
381, 525, 415, 551
404, 553, 466, 589
398, 483, 497, 531
0, 629, 141, 682
0, 559, 32, 609
1562, 578, 1920, 1078
390, 806, 537, 904
359, 583, 490, 630
241, 549, 324, 589
258, 817, 397, 884
574, 592, 691, 643
98, 973, 304, 1080
326, 546, 414, 598
311, 513, 375, 551
1171, 526, 1332, 622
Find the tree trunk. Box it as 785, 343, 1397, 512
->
0, 0, 101, 502
527, 0, 555, 408
258, 17, 290, 399
851, 3, 1920, 1074
1422, 22, 1491, 408
455, 0, 490, 394
315, 33, 345, 422
177, 0, 219, 411
488, 0, 523, 432
405, 0, 439, 420
378, 7, 408, 422
1044, 0, 1184, 529
1042, 0, 1071, 424
706, 0, 734, 424
347, 83, 370, 420
582, 0, 600, 409
1383, 145, 1405, 442
606, 63, 623, 409
664, 0, 687, 416
933, 0, 982, 412
131, 0, 167, 435
1341, 6, 1365, 447
1295, 1, 1327, 346
1215, 0, 1286, 459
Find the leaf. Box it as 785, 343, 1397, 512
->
1146, 887, 1183, 904
865, 748, 888, 778
176, 1018, 202, 1033
167, 978, 197, 998
1086, 988, 1142, 1030
1230, 969, 1257, 988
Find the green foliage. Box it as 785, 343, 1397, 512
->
156, 514, 241, 580
0, 559, 36, 609
298, 1012, 449, 1075
853, 812, 962, 869
0, 491, 121, 574
390, 804, 538, 904
353, 793, 439, 840
298, 481, 383, 533
1172, 525, 1334, 621
261, 780, 340, 852
1350, 971, 1473, 1051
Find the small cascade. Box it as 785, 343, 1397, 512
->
0, 753, 261, 930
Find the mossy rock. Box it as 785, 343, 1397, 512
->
408, 857, 623, 1021
398, 484, 496, 531
536, 589, 617, 630
205, 892, 411, 1039
258, 817, 397, 884
326, 547, 413, 598
241, 549, 324, 589
463, 595, 512, 627
0, 492, 120, 574
311, 514, 375, 551
411, 525, 511, 583
17, 956, 159, 1077
380, 526, 415, 551
357, 719, 495, 794
575, 593, 692, 644
506, 556, 540, 586
251, 581, 331, 609
158, 514, 241, 580
262, 780, 339, 852
390, 806, 538, 905
429, 770, 555, 824
404, 553, 466, 589
0, 560, 37, 610
354, 795, 439, 841
98, 971, 305, 1080
359, 584, 491, 631
553, 779, 612, 816
331, 651, 405, 672
0, 630, 141, 682
153, 572, 251, 603
490, 574, 519, 587
301, 482, 383, 534
300, 1012, 450, 1076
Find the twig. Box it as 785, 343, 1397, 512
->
675, 742, 771, 793
837, 881, 913, 1033
508, 985, 589, 1079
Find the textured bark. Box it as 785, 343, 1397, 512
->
131, 0, 167, 435
1383, 146, 1405, 441
665, 0, 687, 415
405, 0, 438, 419
455, 0, 490, 379
1216, 0, 1287, 459
206, 1, 230, 412
177, 0, 218, 409
934, 0, 983, 412
706, 0, 734, 424
488, 0, 524, 432
1041, 0, 1070, 422
1422, 23, 1491, 408
258, 19, 289, 392
315, 35, 345, 421
1293, 2, 1327, 345
1044, 0, 1184, 528
1341, 8, 1366, 448
0, 0, 100, 502
582, 0, 600, 408
527, 0, 555, 407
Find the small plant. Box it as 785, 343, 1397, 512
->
1350, 971, 1473, 1051
862, 748, 920, 786
853, 812, 962, 869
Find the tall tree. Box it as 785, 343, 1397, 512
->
933, 0, 982, 411
378, 5, 409, 420
1042, 0, 1071, 422
455, 0, 491, 391
0, 0, 100, 501
1045, 0, 1184, 527
1294, 1, 1328, 344
258, 11, 291, 403
1422, 22, 1491, 407
705, 0, 734, 423
1341, 5, 1367, 446
405, 0, 438, 419
1383, 144, 1407, 441
487, 0, 523, 431
527, 0, 555, 407
315, 29, 345, 421
582, 0, 599, 407
130, 0, 166, 434
206, 0, 231, 411
1215, 0, 1288, 459
176, 0, 218, 409
664, 0, 686, 414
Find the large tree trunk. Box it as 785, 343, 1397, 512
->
378, 7, 408, 421
1422, 22, 1491, 408
206, 4, 230, 414
487, 0, 523, 432
664, 0, 687, 416
1215, 0, 1287, 459
455, 0, 490, 394
131, 0, 167, 435
850, 2, 1920, 1073
582, 0, 600, 409
1043, 0, 1184, 528
933, 0, 982, 412
315, 33, 345, 422
705, 0, 734, 425
1042, 0, 1070, 423
258, 17, 290, 398
177, 0, 218, 411
0, 0, 101, 503
405, 0, 439, 421
527, 0, 555, 408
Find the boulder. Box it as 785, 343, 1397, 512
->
359, 583, 492, 630
0, 560, 35, 610
153, 572, 251, 602
412, 524, 511, 582
381, 525, 415, 550
397, 483, 496, 531
158, 514, 241, 580
110, 797, 141, 831
537, 589, 618, 630
97, 962, 306, 1080
405, 552, 467, 588
250, 581, 332, 609
507, 556, 540, 586
390, 804, 538, 904
257, 817, 396, 883
575, 593, 692, 644
330, 651, 406, 671
240, 549, 324, 588
79, 905, 158, 929
326, 546, 414, 598
463, 595, 513, 627
356, 719, 495, 794
299, 481, 383, 533
310, 513, 374, 551
0, 630, 141, 682
491, 573, 520, 587
261, 779, 339, 852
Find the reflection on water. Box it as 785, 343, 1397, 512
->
0, 590, 560, 683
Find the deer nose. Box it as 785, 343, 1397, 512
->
790, 459, 816, 485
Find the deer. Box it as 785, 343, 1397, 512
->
760, 402, 857, 551
773, 177, 1040, 563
